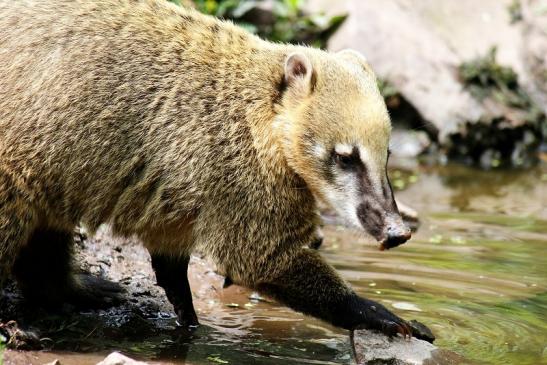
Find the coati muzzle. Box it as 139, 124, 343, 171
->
356, 201, 411, 250
380, 213, 411, 250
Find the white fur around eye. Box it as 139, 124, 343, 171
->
334, 143, 353, 155
312, 144, 327, 159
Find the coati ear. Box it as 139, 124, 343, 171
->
284, 52, 315, 94
337, 49, 373, 73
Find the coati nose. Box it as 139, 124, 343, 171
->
381, 224, 411, 250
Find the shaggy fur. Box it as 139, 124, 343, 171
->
0, 0, 424, 339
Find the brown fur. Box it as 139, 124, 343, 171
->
0, 0, 427, 338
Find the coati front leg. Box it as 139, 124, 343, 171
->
12, 228, 122, 309
151, 254, 199, 329
257, 249, 432, 341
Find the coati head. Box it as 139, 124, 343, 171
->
275, 49, 411, 249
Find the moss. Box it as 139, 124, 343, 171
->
459, 47, 544, 125
507, 0, 523, 24
455, 47, 545, 168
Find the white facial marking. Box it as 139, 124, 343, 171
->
325, 184, 361, 228
312, 143, 327, 159
324, 165, 362, 228
334, 143, 353, 155
358, 145, 383, 196
321, 144, 388, 230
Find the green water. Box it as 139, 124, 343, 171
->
5, 164, 546, 365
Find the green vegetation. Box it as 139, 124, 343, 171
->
507, 0, 523, 24
459, 47, 544, 125
454, 47, 546, 167
168, 0, 346, 48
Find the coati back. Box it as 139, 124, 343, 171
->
0, 0, 431, 341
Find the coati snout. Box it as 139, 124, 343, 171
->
358, 207, 411, 250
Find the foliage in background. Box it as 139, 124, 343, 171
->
0, 328, 5, 362
507, 0, 523, 24
168, 0, 346, 48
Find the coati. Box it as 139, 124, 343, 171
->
0, 0, 431, 341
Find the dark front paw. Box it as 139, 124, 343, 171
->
175, 308, 199, 331
357, 300, 412, 339
339, 295, 412, 339
409, 319, 435, 343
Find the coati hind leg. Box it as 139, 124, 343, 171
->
256, 249, 433, 342
12, 228, 122, 309
151, 254, 199, 329
0, 172, 37, 290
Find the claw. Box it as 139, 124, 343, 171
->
404, 324, 412, 340
394, 321, 412, 340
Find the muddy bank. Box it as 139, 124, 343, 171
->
0, 226, 228, 364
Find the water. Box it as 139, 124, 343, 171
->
3, 164, 546, 365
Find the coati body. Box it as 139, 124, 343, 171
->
0, 0, 428, 340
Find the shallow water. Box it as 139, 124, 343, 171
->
4, 163, 546, 365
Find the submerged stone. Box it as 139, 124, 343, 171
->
351, 329, 464, 365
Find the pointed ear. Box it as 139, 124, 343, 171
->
337, 49, 373, 73
284, 52, 315, 93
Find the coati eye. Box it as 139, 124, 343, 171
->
333, 152, 359, 169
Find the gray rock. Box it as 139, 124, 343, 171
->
351, 329, 464, 365
521, 0, 547, 116
42, 360, 61, 365
390, 130, 431, 159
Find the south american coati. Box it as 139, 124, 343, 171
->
0, 0, 432, 341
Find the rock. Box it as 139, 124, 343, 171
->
95, 352, 149, 365
521, 0, 547, 116
0, 320, 42, 350
351, 329, 464, 365
390, 130, 431, 159
308, 0, 484, 143
43, 360, 61, 365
